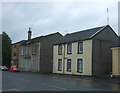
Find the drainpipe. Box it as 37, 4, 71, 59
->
38, 42, 40, 72
63, 44, 66, 74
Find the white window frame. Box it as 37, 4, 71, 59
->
78, 42, 83, 54
21, 47, 23, 55
77, 59, 83, 73
58, 45, 62, 55
58, 59, 62, 71
67, 43, 72, 54
67, 59, 71, 72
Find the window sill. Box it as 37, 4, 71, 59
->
78, 52, 83, 54
77, 71, 82, 73
67, 53, 72, 55
58, 54, 62, 55
67, 70, 71, 72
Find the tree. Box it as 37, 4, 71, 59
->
2, 32, 12, 68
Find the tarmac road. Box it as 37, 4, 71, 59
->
2, 71, 119, 91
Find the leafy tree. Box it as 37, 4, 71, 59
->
2, 32, 12, 68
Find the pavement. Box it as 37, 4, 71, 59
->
50, 73, 120, 85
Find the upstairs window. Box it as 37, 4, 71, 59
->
58, 59, 62, 71
21, 47, 23, 56
26, 47, 27, 55
67, 59, 71, 72
67, 43, 72, 54
58, 45, 62, 55
77, 59, 83, 73
14, 45, 16, 48
78, 42, 83, 54
32, 44, 36, 54
14, 53, 16, 56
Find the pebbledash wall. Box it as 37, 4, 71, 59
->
111, 47, 120, 76
53, 40, 92, 76
53, 25, 118, 76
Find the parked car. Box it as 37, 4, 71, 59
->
0, 66, 8, 71
10, 66, 20, 72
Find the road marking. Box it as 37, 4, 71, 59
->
42, 83, 67, 90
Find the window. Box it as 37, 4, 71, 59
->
21, 47, 23, 55
32, 44, 36, 54
67, 59, 71, 72
67, 43, 72, 54
26, 47, 27, 55
26, 59, 30, 70
58, 45, 62, 55
14, 53, 16, 56
14, 45, 16, 48
77, 59, 83, 73
32, 59, 35, 70
58, 59, 62, 71
78, 42, 83, 54
20, 58, 23, 68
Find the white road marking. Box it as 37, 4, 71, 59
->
42, 83, 67, 90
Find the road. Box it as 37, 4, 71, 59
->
2, 71, 119, 91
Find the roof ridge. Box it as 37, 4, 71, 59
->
89, 25, 107, 38
66, 25, 106, 35
31, 32, 60, 40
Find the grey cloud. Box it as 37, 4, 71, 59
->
2, 2, 118, 43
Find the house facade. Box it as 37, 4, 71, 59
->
11, 40, 25, 66
111, 36, 120, 77
19, 28, 63, 72
53, 25, 118, 76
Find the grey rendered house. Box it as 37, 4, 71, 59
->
19, 28, 63, 73
53, 25, 118, 76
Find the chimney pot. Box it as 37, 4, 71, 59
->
28, 27, 32, 40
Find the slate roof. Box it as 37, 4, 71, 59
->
54, 25, 109, 45
12, 40, 26, 45
112, 36, 120, 47
21, 32, 62, 45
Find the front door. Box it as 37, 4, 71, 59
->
26, 58, 30, 71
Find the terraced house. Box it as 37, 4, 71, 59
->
19, 28, 63, 72
53, 25, 118, 76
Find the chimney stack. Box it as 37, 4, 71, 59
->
28, 27, 32, 40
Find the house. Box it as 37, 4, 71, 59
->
53, 25, 118, 76
19, 28, 63, 73
11, 40, 26, 66
111, 36, 120, 77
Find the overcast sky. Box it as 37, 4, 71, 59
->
2, 1, 118, 43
